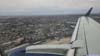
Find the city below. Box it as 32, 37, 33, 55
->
0, 14, 99, 52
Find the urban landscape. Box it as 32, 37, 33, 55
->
0, 15, 79, 50
0, 15, 99, 51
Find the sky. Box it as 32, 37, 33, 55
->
0, 0, 100, 15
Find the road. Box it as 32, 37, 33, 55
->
44, 37, 71, 44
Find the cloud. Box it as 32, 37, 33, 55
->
0, 0, 99, 15
0, 0, 99, 9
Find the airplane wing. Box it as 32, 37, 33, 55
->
68, 7, 100, 56
70, 16, 100, 56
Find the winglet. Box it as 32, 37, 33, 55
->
85, 7, 93, 16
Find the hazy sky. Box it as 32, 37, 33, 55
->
0, 0, 100, 15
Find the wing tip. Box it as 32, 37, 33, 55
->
85, 7, 93, 16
